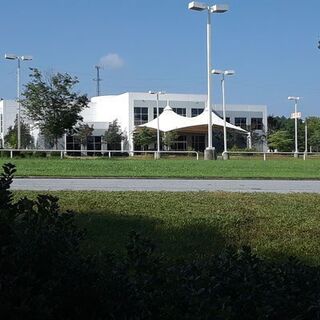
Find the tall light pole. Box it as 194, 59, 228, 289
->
288, 96, 300, 157
5, 53, 33, 149
149, 91, 165, 159
212, 69, 235, 159
303, 119, 308, 154
188, 1, 229, 160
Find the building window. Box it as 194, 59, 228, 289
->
192, 135, 205, 151
251, 117, 263, 130
134, 107, 148, 125
226, 117, 230, 123
172, 108, 186, 117
235, 117, 247, 129
153, 107, 164, 119
0, 114, 3, 133
66, 136, 81, 156
191, 108, 203, 117
172, 135, 187, 150
87, 136, 102, 155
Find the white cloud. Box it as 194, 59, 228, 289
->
99, 53, 124, 69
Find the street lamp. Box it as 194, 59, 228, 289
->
288, 96, 300, 157
188, 1, 229, 160
5, 53, 33, 149
149, 91, 165, 159
212, 69, 235, 159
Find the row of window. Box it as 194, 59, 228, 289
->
134, 107, 263, 130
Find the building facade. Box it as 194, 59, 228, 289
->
0, 92, 268, 152
82, 92, 268, 152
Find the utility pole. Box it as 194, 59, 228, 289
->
94, 65, 102, 96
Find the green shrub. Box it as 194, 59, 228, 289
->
1, 163, 320, 319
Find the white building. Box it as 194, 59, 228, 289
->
0, 92, 268, 152
81, 92, 267, 152
0, 99, 19, 148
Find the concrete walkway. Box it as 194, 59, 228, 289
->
11, 178, 320, 193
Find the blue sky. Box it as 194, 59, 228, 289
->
0, 0, 319, 116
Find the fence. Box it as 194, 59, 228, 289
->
227, 151, 315, 160
2, 148, 320, 161
0, 149, 199, 160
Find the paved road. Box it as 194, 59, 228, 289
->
10, 178, 320, 193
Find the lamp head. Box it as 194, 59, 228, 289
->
224, 70, 235, 75
21, 55, 33, 61
210, 4, 229, 13
211, 69, 223, 74
188, 1, 208, 11
5, 53, 17, 60
288, 96, 300, 101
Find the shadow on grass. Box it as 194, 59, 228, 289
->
76, 211, 227, 260
76, 210, 320, 265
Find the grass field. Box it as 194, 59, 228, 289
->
2, 157, 320, 179
14, 191, 320, 265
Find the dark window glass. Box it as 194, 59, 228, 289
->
66, 136, 81, 156
87, 136, 102, 156
172, 108, 186, 117
251, 117, 263, 130
153, 107, 164, 119
134, 107, 148, 125
226, 117, 230, 123
172, 135, 187, 150
235, 117, 247, 129
87, 136, 101, 150
191, 135, 205, 151
191, 108, 203, 117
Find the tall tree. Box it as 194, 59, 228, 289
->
268, 130, 293, 151
21, 68, 89, 148
162, 130, 178, 150
4, 118, 33, 149
305, 117, 320, 152
73, 123, 94, 147
104, 120, 124, 150
133, 127, 156, 151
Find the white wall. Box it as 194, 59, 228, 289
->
0, 100, 18, 146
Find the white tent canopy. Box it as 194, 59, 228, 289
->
138, 105, 247, 134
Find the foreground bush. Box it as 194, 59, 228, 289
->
1, 163, 320, 319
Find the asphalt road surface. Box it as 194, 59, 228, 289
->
11, 178, 320, 193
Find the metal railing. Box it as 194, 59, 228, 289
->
0, 148, 199, 160
2, 148, 320, 161
227, 151, 313, 160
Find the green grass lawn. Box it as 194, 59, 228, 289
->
2, 157, 320, 179
14, 191, 320, 265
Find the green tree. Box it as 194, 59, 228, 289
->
4, 118, 33, 149
162, 130, 178, 150
267, 115, 306, 151
268, 130, 293, 151
104, 119, 124, 150
305, 117, 320, 152
133, 127, 156, 151
73, 123, 94, 147
21, 68, 89, 148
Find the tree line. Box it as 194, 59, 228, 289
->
268, 115, 320, 152
3, 68, 320, 152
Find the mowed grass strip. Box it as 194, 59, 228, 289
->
2, 157, 320, 179
14, 191, 320, 264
